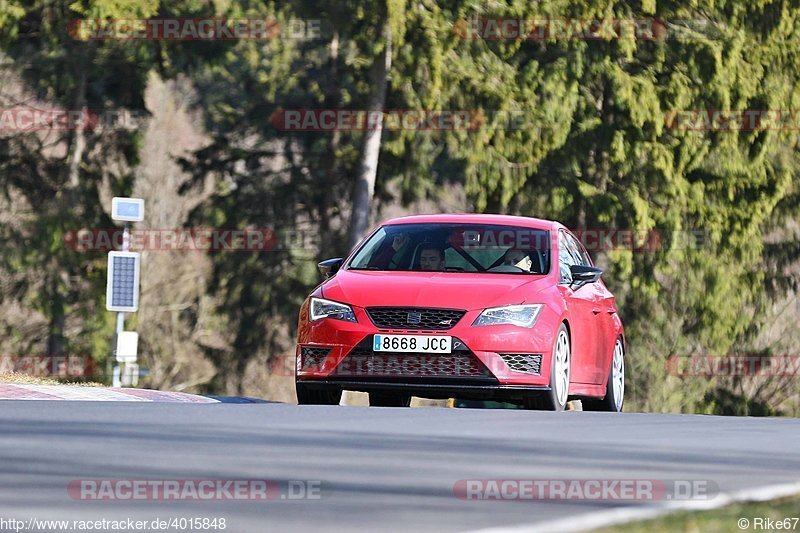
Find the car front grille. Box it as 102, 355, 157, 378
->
330, 337, 493, 379
365, 307, 466, 330
299, 346, 331, 369
499, 353, 543, 375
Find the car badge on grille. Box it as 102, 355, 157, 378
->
439, 319, 452, 325
407, 311, 422, 325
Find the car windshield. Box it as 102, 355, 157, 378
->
347, 223, 550, 274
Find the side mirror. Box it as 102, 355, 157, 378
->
318, 258, 344, 279
569, 264, 602, 288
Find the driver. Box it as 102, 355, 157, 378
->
503, 248, 533, 272
419, 246, 446, 271
369, 232, 410, 269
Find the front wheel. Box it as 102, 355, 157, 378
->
584, 337, 625, 412
524, 324, 570, 411
296, 382, 342, 405
369, 392, 412, 407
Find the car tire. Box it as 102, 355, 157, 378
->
584, 337, 625, 412
524, 323, 570, 411
369, 392, 412, 407
296, 382, 342, 405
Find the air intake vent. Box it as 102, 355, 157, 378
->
300, 346, 331, 369
500, 353, 543, 375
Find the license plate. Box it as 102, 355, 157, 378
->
373, 334, 451, 353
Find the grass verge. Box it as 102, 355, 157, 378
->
593, 493, 800, 532
0, 372, 102, 386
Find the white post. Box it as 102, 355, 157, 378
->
112, 223, 130, 387
107, 198, 143, 387
112, 312, 124, 387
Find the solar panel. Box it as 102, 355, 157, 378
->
106, 251, 140, 312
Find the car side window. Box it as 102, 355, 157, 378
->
558, 231, 574, 284
566, 233, 591, 267
559, 230, 594, 284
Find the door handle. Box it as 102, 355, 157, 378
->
592, 307, 601, 314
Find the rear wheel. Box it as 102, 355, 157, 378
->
296, 382, 342, 405
584, 338, 624, 412
524, 324, 570, 411
369, 392, 412, 407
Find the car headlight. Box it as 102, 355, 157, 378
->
309, 297, 357, 322
472, 304, 542, 328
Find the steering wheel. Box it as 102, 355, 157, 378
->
487, 264, 525, 273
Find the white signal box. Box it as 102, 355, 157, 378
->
115, 331, 139, 363
111, 197, 145, 222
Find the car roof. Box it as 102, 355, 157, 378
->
380, 213, 560, 231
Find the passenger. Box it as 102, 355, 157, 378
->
503, 249, 533, 272
419, 246, 446, 271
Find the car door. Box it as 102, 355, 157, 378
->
566, 232, 611, 383
592, 277, 618, 381
557, 230, 601, 384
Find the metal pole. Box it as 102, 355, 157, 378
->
112, 223, 131, 387
112, 312, 124, 387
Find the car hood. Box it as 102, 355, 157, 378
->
321, 270, 552, 311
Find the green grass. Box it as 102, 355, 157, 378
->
0, 372, 102, 386
593, 493, 800, 533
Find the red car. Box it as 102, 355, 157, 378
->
295, 214, 625, 411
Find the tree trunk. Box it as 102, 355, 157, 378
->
46, 273, 65, 356
66, 68, 87, 189
46, 50, 87, 357
347, 26, 392, 250
318, 32, 340, 255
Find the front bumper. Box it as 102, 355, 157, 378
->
295, 378, 550, 402
296, 302, 560, 388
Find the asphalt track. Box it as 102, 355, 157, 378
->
1, 401, 799, 533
